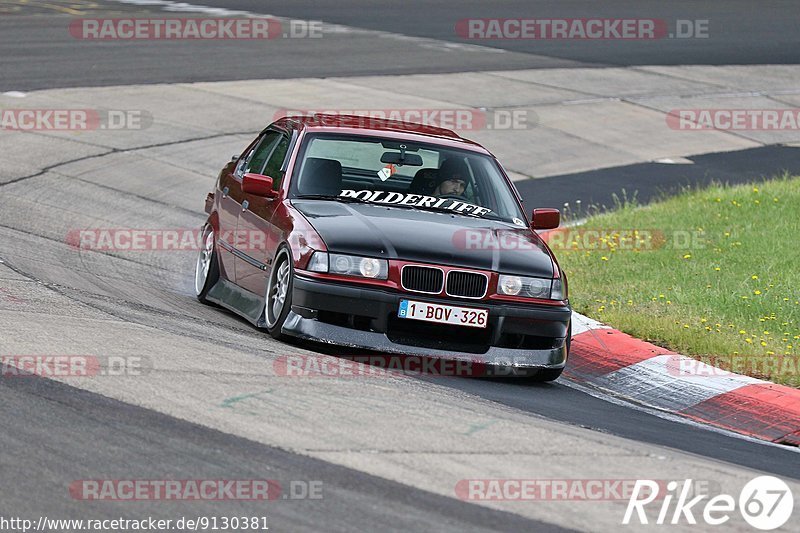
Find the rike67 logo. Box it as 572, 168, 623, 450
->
624, 476, 794, 530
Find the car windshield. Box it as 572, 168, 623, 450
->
291, 133, 527, 224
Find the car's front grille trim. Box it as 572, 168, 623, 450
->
445, 270, 489, 299
401, 265, 444, 294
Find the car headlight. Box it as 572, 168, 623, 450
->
307, 252, 388, 280
497, 274, 565, 300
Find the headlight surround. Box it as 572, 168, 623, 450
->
551, 278, 566, 300
306, 252, 388, 280
497, 274, 565, 300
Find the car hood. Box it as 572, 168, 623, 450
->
291, 200, 555, 278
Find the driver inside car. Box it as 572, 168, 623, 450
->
432, 158, 469, 197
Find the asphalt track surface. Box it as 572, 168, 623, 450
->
0, 375, 562, 532
2, 0, 799, 91
1, 1, 800, 531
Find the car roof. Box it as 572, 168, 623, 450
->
271, 114, 491, 154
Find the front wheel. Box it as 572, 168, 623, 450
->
195, 224, 220, 303
264, 248, 294, 339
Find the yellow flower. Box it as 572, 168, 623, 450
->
752, 187, 759, 193
714, 267, 721, 271
683, 324, 689, 329
601, 256, 608, 261
745, 338, 753, 344
751, 275, 758, 280
754, 290, 762, 295
739, 330, 746, 334
760, 341, 767, 347
683, 254, 692, 259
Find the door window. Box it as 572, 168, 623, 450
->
237, 131, 282, 178
263, 135, 291, 190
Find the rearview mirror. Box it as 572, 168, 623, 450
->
531, 208, 560, 230
380, 152, 423, 166
242, 173, 279, 198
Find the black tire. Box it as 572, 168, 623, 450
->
195, 224, 220, 304
264, 247, 294, 339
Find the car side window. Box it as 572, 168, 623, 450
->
237, 132, 281, 178
263, 135, 290, 190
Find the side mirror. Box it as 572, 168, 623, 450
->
242, 173, 279, 198
531, 208, 560, 230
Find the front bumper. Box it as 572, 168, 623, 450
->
283, 273, 571, 371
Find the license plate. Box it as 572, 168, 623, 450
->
398, 299, 488, 328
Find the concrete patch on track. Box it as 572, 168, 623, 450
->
3, 64, 797, 186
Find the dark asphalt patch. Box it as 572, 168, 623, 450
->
515, 145, 800, 216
